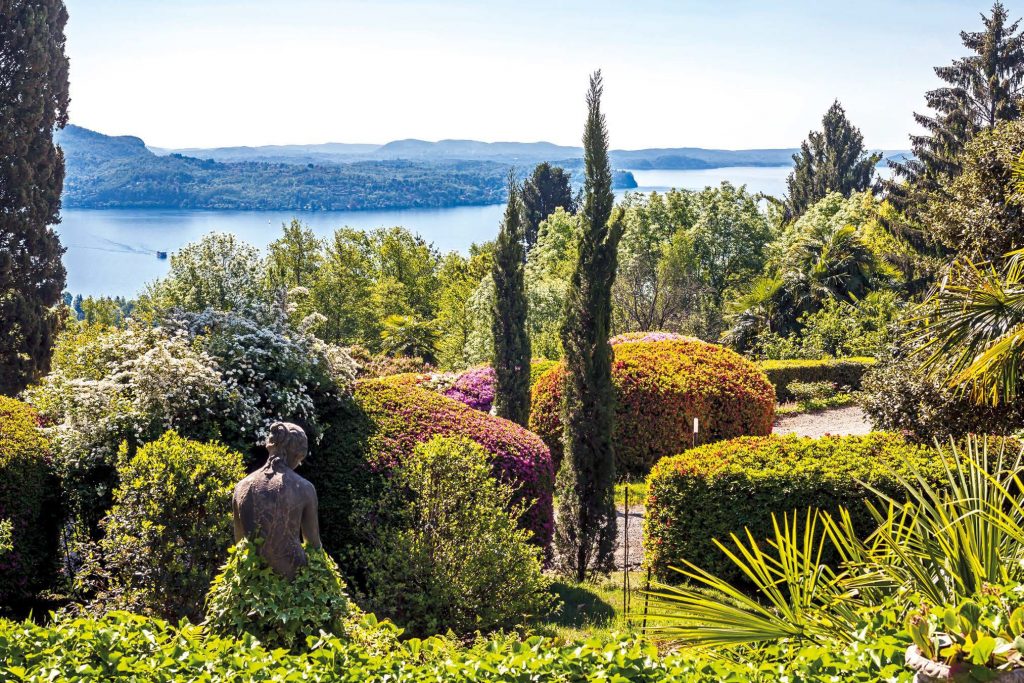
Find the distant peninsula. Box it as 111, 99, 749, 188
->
56, 125, 906, 212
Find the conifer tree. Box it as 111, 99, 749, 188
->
491, 174, 531, 426
0, 0, 70, 395
522, 163, 576, 251
783, 100, 880, 220
555, 71, 624, 581
890, 2, 1024, 204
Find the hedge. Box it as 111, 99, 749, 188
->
758, 357, 876, 401
643, 432, 940, 584
530, 339, 775, 476
307, 377, 555, 577
0, 397, 61, 608
0, 611, 912, 682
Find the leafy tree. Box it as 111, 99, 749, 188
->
379, 314, 439, 364
491, 177, 531, 425
890, 2, 1024, 204
555, 71, 624, 581
923, 119, 1024, 261
434, 244, 493, 369
522, 162, 576, 250
0, 0, 70, 395
309, 228, 377, 345
784, 100, 880, 220
145, 233, 268, 314
266, 219, 325, 289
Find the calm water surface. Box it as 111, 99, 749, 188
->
57, 166, 796, 297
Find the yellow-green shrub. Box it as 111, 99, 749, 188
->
643, 433, 940, 584
758, 357, 876, 401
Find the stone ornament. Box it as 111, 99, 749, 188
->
232, 421, 322, 579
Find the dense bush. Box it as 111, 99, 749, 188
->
530, 338, 775, 475
643, 432, 941, 584
759, 357, 875, 402
442, 365, 495, 412
85, 432, 244, 622
307, 376, 554, 583
204, 539, 354, 651
0, 397, 61, 608
362, 437, 552, 636
861, 352, 1024, 441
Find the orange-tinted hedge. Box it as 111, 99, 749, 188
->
529, 339, 775, 475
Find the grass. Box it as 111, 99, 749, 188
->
614, 480, 648, 507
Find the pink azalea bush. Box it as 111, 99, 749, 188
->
443, 366, 496, 412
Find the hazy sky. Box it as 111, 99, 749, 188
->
64, 0, 1012, 150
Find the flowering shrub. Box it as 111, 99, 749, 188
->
530, 338, 775, 475
643, 433, 941, 584
442, 366, 496, 412
0, 397, 60, 607
307, 377, 554, 576
609, 331, 697, 345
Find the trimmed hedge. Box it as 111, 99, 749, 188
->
0, 397, 61, 608
530, 339, 775, 475
643, 432, 940, 584
759, 357, 876, 402
307, 377, 555, 575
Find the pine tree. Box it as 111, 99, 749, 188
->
522, 163, 576, 251
555, 71, 624, 581
491, 174, 531, 426
890, 2, 1024, 204
783, 100, 880, 220
0, 0, 70, 396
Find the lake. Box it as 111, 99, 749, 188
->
57, 166, 795, 297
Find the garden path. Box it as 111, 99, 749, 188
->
612, 406, 874, 570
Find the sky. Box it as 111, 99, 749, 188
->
63, 0, 1015, 151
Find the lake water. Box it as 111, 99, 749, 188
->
57, 166, 795, 297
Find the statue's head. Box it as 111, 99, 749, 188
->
266, 422, 308, 469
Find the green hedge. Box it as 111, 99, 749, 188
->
0, 397, 61, 608
758, 357, 876, 401
643, 432, 940, 584
0, 611, 912, 681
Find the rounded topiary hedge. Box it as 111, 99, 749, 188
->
0, 397, 61, 607
307, 376, 555, 571
643, 432, 942, 584
529, 338, 775, 475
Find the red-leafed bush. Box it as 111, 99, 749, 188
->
529, 338, 775, 475
308, 377, 555, 568
0, 397, 61, 607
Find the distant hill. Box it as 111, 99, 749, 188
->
56, 125, 636, 211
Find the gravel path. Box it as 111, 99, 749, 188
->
609, 406, 874, 569
773, 405, 872, 438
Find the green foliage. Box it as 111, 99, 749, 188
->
0, 397, 61, 607
531, 338, 776, 475
204, 538, 354, 651
434, 244, 493, 369
758, 357, 876, 401
784, 100, 881, 220
556, 71, 625, 580
522, 162, 576, 250
0, 0, 70, 395
643, 433, 940, 584
491, 177, 531, 425
88, 431, 244, 622
0, 519, 11, 556
0, 609, 917, 681
361, 436, 553, 636
785, 380, 837, 402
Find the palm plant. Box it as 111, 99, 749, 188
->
915, 251, 1024, 406
783, 225, 880, 312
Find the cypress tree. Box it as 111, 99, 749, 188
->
783, 100, 881, 220
889, 2, 1024, 205
491, 173, 531, 426
0, 0, 70, 395
522, 162, 576, 251
555, 71, 624, 581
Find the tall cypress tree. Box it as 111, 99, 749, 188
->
0, 0, 70, 395
783, 100, 880, 220
491, 173, 531, 426
522, 162, 576, 251
555, 71, 624, 581
889, 2, 1024, 204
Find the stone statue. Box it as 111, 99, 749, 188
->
232, 421, 322, 579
